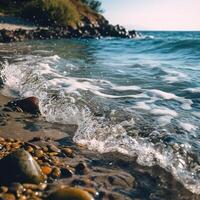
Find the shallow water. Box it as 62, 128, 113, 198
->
0, 31, 200, 197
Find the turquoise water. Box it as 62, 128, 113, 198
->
0, 31, 200, 194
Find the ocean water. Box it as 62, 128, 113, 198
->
0, 31, 200, 195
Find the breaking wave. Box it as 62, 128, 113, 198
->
0, 52, 200, 194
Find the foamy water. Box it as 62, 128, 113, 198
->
0, 31, 200, 194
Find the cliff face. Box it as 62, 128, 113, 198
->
0, 0, 137, 42
70, 0, 108, 27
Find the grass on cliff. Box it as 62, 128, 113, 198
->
21, 0, 81, 27
0, 0, 103, 27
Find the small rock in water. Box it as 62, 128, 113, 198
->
62, 147, 73, 158
75, 162, 89, 175
51, 167, 61, 179
6, 97, 40, 115
41, 166, 52, 175
0, 149, 45, 184
47, 187, 93, 200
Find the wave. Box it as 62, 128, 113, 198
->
136, 33, 200, 56
0, 54, 200, 194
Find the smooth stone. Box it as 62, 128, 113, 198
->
41, 166, 52, 175
0, 149, 45, 184
47, 187, 93, 200
0, 193, 16, 200
47, 144, 60, 153
0, 186, 8, 193
51, 167, 61, 179
62, 147, 73, 158
61, 167, 73, 178
75, 162, 89, 175
6, 97, 40, 115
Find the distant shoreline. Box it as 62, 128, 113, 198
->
0, 15, 137, 43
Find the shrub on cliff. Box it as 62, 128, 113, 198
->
21, 0, 81, 27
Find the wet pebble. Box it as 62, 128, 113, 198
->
41, 166, 52, 175
0, 187, 8, 194
47, 187, 94, 200
48, 144, 60, 153
51, 167, 61, 179
62, 147, 73, 158
6, 97, 40, 115
75, 162, 89, 175
24, 146, 34, 154
61, 167, 73, 178
0, 149, 45, 184
34, 149, 44, 158
0, 193, 16, 200
9, 183, 24, 197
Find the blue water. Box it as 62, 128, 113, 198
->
0, 31, 200, 194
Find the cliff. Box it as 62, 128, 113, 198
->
0, 0, 137, 42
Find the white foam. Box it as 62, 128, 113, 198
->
134, 33, 155, 40
163, 69, 188, 83
74, 120, 200, 194
150, 107, 178, 117
147, 89, 192, 110
132, 101, 151, 111
163, 76, 179, 83
147, 89, 177, 100
111, 85, 141, 91
179, 122, 198, 132
184, 87, 200, 93
192, 112, 200, 118
157, 115, 174, 126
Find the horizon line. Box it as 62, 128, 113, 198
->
136, 30, 200, 32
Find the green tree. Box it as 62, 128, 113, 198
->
21, 0, 81, 27
80, 0, 102, 13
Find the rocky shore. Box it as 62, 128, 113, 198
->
0, 136, 128, 200
0, 95, 199, 200
0, 96, 136, 200
0, 23, 137, 43
0, 135, 137, 200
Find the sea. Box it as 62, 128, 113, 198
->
0, 31, 200, 198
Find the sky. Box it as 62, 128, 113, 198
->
100, 0, 200, 31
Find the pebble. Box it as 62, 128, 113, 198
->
75, 162, 89, 175
0, 136, 137, 200
6, 97, 40, 115
34, 149, 44, 158
0, 187, 8, 194
51, 167, 61, 179
47, 187, 94, 200
61, 167, 73, 178
9, 183, 24, 196
48, 144, 60, 153
41, 166, 52, 175
24, 145, 34, 153
0, 149, 45, 184
0, 193, 16, 200
62, 147, 73, 158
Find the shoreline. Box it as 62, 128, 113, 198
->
0, 15, 137, 43
0, 93, 199, 199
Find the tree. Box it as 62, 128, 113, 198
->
21, 0, 81, 27
80, 0, 102, 13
